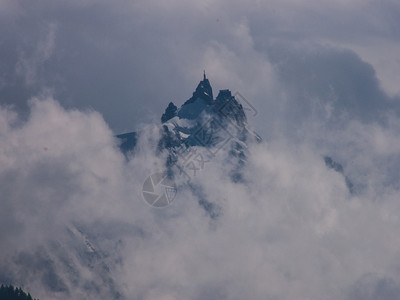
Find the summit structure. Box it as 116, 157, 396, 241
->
189, 71, 213, 105
175, 72, 214, 120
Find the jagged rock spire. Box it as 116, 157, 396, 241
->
192, 72, 213, 104
161, 102, 177, 123
175, 73, 214, 119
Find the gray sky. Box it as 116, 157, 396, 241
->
1, 0, 399, 134
2, 1, 400, 299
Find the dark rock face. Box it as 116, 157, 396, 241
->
177, 74, 214, 120
324, 156, 344, 173
161, 102, 177, 123
116, 132, 137, 156
324, 156, 354, 194
183, 73, 214, 106
213, 89, 247, 128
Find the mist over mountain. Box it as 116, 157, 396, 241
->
1, 1, 400, 299
1, 71, 400, 299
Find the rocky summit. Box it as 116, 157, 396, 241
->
118, 73, 261, 157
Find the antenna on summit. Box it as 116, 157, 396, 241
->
203, 70, 206, 80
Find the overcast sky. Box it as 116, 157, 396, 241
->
1, 1, 400, 299
1, 0, 400, 133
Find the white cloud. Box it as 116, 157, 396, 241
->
15, 23, 57, 86
1, 94, 400, 299
1, 1, 400, 299
1, 0, 398, 132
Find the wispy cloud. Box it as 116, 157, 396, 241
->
15, 23, 57, 86
1, 1, 400, 299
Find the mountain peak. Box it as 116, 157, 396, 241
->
117, 75, 256, 156
161, 102, 177, 123
162, 74, 248, 127
176, 74, 214, 120
186, 73, 214, 105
